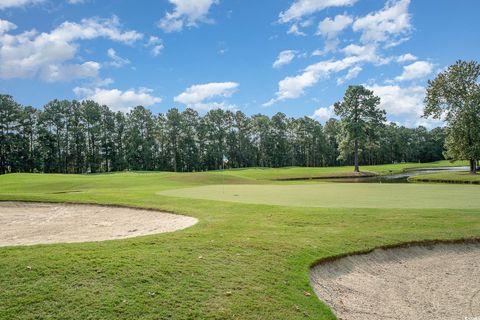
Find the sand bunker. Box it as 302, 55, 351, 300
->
310, 242, 480, 320
0, 201, 198, 246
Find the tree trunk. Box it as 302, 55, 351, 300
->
173, 138, 177, 172
470, 159, 477, 174
0, 154, 5, 175
354, 139, 359, 172
0, 141, 4, 174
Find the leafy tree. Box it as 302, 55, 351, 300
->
18, 106, 39, 172
0, 95, 22, 174
82, 100, 102, 173
270, 113, 290, 167
165, 108, 182, 172
154, 113, 169, 171
425, 127, 445, 162
100, 105, 116, 172
42, 100, 73, 173
69, 101, 86, 173
251, 114, 273, 167
37, 110, 58, 173
179, 109, 200, 172
230, 111, 255, 168
334, 85, 386, 172
424, 60, 480, 173
201, 109, 232, 170
112, 111, 127, 171
126, 106, 156, 171
291, 117, 326, 167
323, 119, 341, 166
0, 93, 448, 175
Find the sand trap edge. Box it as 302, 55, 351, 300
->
0, 201, 199, 247
309, 239, 480, 320
309, 238, 480, 268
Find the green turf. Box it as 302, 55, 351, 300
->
213, 160, 467, 180
158, 183, 480, 209
0, 162, 479, 320
409, 171, 480, 184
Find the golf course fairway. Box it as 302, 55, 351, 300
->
0, 166, 479, 319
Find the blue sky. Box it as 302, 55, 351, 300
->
0, 0, 479, 127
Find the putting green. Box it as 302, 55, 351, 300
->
159, 183, 480, 209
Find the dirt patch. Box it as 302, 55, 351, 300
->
0, 201, 198, 247
310, 242, 480, 320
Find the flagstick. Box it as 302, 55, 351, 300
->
222, 158, 225, 194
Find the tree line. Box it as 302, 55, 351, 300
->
0, 94, 446, 175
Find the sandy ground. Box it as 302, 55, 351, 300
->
0, 201, 198, 246
310, 243, 480, 320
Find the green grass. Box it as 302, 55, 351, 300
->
215, 160, 467, 180
0, 162, 479, 320
410, 171, 480, 184
158, 183, 480, 209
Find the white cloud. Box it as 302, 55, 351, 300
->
0, 16, 142, 81
396, 53, 417, 63
0, 0, 43, 9
151, 45, 164, 56
336, 65, 362, 85
300, 18, 314, 28
74, 87, 162, 112
279, 0, 357, 23
265, 56, 368, 106
343, 43, 370, 56
107, 48, 130, 68
311, 105, 335, 122
265, 41, 392, 106
316, 14, 353, 38
42, 61, 100, 82
174, 82, 239, 111
286, 17, 314, 36
50, 16, 142, 44
352, 0, 412, 47
394, 60, 434, 81
287, 24, 306, 36
311, 39, 340, 56
342, 44, 390, 65
67, 0, 85, 4
264, 71, 316, 106
0, 20, 16, 34
367, 84, 442, 129
174, 82, 239, 105
412, 117, 444, 129
273, 50, 296, 69
92, 77, 114, 87
158, 0, 219, 33
367, 84, 424, 117
147, 36, 164, 56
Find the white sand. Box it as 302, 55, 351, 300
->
0, 201, 197, 246
310, 242, 480, 320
